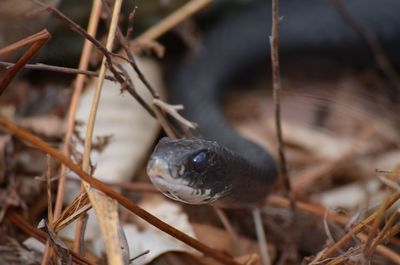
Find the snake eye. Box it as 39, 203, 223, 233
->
191, 151, 208, 172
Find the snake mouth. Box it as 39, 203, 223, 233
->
147, 158, 221, 204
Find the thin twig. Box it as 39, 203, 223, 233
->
378, 175, 400, 191
115, 63, 156, 116
0, 30, 50, 95
125, 7, 137, 41
252, 208, 271, 265
6, 211, 95, 265
42, 156, 54, 265
46, 155, 53, 223
101, 0, 160, 99
270, 0, 294, 208
30, 0, 157, 118
67, 177, 159, 193
331, 0, 400, 92
153, 99, 197, 130
213, 207, 244, 255
362, 198, 390, 257
153, 103, 179, 139
0, 61, 117, 81
368, 211, 399, 257
129, 250, 150, 263
0, 30, 48, 56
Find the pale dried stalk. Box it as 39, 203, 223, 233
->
134, 0, 214, 42
57, 0, 102, 256
78, 1, 125, 264
55, 0, 102, 222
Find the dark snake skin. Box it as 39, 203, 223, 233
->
147, 0, 400, 207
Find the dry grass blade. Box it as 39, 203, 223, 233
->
53, 192, 91, 233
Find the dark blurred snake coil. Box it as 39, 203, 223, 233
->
146, 0, 400, 208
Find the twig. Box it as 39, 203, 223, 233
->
0, 115, 239, 265
67, 176, 159, 193
0, 30, 48, 56
213, 207, 244, 255
134, 0, 214, 43
378, 175, 400, 191
362, 198, 390, 258
270, 0, 294, 208
30, 0, 157, 118
252, 208, 271, 265
129, 250, 150, 263
368, 211, 399, 257
77, 213, 89, 256
0, 61, 117, 81
153, 103, 179, 139
323, 210, 337, 246
46, 155, 53, 223
153, 99, 197, 130
41, 155, 54, 265
125, 7, 137, 41
0, 30, 50, 95
331, 0, 400, 92
6, 211, 95, 265
115, 64, 156, 116
101, 0, 160, 99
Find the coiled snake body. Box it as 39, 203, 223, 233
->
147, 0, 400, 207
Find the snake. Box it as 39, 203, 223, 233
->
147, 0, 400, 208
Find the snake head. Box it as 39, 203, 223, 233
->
147, 137, 233, 204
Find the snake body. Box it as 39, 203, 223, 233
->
147, 0, 400, 207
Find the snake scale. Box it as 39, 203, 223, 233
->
147, 0, 400, 208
